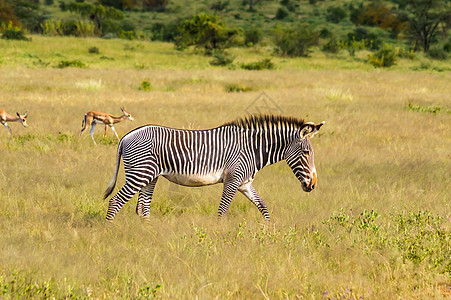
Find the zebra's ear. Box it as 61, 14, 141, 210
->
300, 121, 325, 138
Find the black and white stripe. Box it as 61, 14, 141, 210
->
104, 115, 324, 221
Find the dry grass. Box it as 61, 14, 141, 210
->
0, 36, 450, 298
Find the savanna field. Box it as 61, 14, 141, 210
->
0, 36, 450, 298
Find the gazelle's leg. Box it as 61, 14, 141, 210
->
89, 123, 97, 144
136, 178, 159, 218
109, 125, 120, 141
79, 116, 87, 136
238, 182, 270, 220
2, 122, 13, 139
104, 125, 108, 137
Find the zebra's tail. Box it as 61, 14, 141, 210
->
104, 141, 123, 199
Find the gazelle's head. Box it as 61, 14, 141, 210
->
16, 112, 28, 127
120, 107, 134, 121
285, 121, 325, 192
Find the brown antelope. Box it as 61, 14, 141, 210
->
0, 110, 28, 139
79, 107, 134, 144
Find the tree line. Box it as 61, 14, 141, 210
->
0, 0, 450, 56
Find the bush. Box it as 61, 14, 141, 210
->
275, 7, 289, 20
444, 41, 451, 53
88, 46, 100, 54
368, 45, 396, 68
56, 60, 86, 68
427, 47, 448, 60
272, 25, 319, 57
225, 83, 253, 92
151, 22, 178, 42
321, 38, 340, 54
139, 80, 152, 91
43, 19, 98, 37
240, 58, 274, 70
0, 22, 30, 41
326, 6, 347, 24
319, 28, 331, 38
347, 27, 381, 50
142, 0, 169, 12
244, 27, 262, 46
209, 50, 235, 66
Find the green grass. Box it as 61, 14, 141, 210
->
0, 36, 450, 298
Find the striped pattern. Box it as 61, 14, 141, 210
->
104, 115, 324, 221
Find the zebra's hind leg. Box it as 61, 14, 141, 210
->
238, 182, 270, 220
106, 179, 153, 221
136, 177, 158, 219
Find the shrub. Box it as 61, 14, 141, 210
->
209, 50, 235, 66
272, 25, 319, 57
444, 41, 451, 53
59, 1, 67, 11
45, 0, 54, 5
244, 27, 262, 46
240, 58, 274, 70
43, 19, 98, 37
225, 83, 253, 92
0, 22, 30, 41
326, 6, 347, 24
368, 45, 396, 68
427, 47, 448, 60
151, 22, 178, 42
56, 60, 86, 68
139, 80, 152, 91
142, 0, 169, 12
347, 27, 381, 50
321, 38, 340, 54
319, 28, 331, 38
88, 46, 100, 54
275, 7, 289, 20
407, 103, 442, 114
119, 30, 138, 40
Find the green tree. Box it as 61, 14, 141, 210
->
395, 0, 451, 52
175, 13, 240, 53
1, 0, 46, 32
272, 25, 319, 57
0, 0, 20, 26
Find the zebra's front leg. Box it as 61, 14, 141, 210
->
136, 177, 158, 219
218, 180, 241, 218
238, 182, 270, 220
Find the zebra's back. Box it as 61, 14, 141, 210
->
120, 124, 241, 186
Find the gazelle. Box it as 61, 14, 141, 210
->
79, 107, 134, 144
0, 110, 28, 139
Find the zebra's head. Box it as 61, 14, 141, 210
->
16, 112, 28, 127
120, 107, 134, 121
285, 121, 325, 192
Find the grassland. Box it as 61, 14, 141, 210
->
0, 36, 450, 298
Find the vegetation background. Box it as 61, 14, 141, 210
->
0, 0, 450, 298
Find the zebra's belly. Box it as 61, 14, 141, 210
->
163, 170, 224, 187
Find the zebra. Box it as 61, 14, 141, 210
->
104, 115, 325, 221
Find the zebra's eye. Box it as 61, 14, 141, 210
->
302, 149, 310, 155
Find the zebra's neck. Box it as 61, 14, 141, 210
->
241, 126, 297, 171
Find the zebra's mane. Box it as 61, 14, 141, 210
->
223, 114, 305, 129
